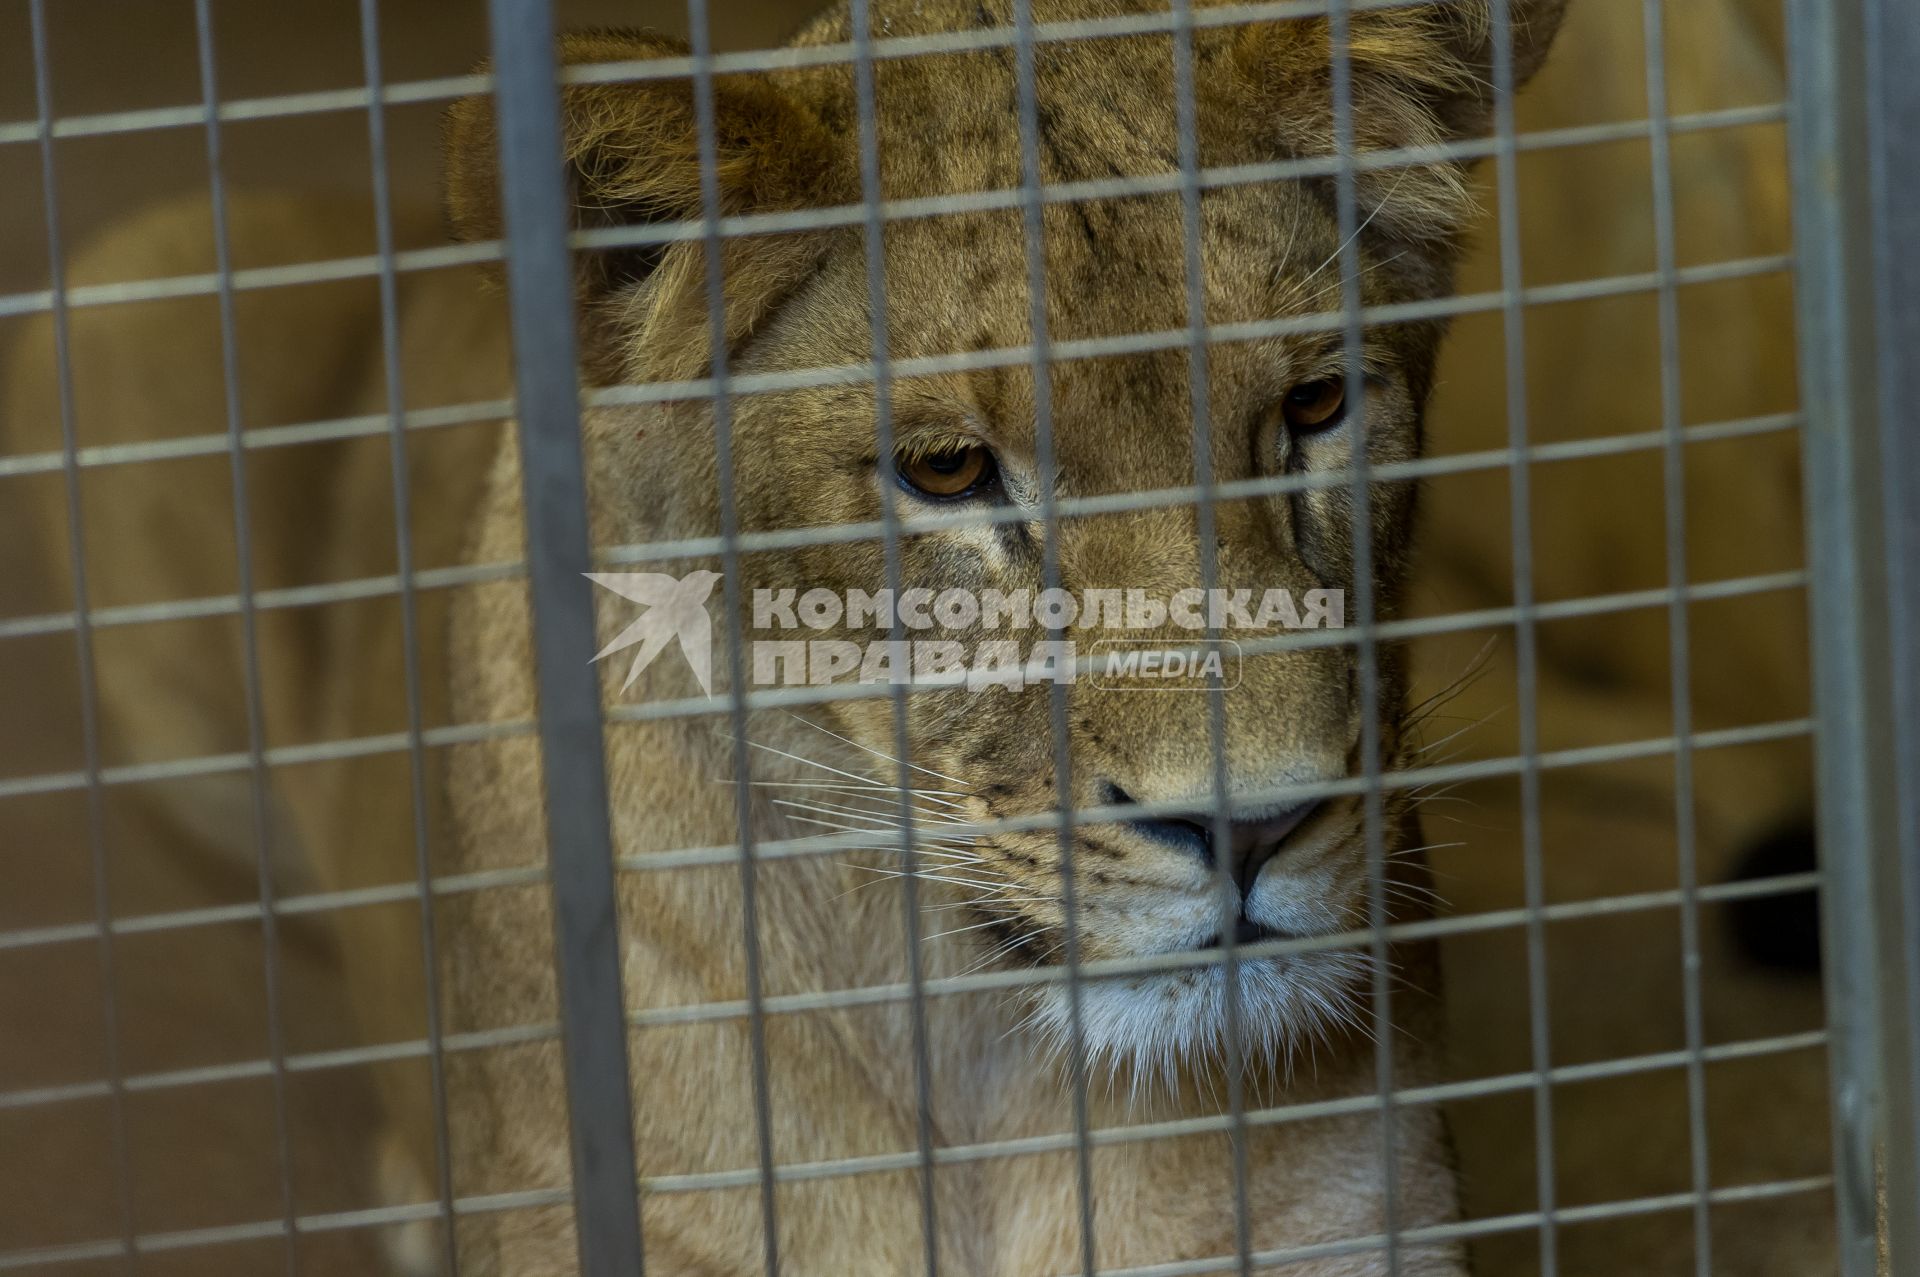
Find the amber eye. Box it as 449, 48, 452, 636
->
1281, 378, 1348, 432
896, 445, 997, 500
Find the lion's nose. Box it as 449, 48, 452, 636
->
1220, 802, 1323, 893
1100, 781, 1321, 894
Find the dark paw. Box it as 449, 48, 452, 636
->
1724, 814, 1822, 975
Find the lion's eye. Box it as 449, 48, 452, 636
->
896, 444, 997, 500
1281, 378, 1347, 432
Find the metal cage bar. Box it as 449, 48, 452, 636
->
0, 117, 1794, 340
1323, 3, 1401, 1268
1865, 0, 1920, 1258
844, 0, 947, 1265
355, 0, 464, 1266
0, 418, 1809, 649
1485, 0, 1558, 1270
1008, 0, 1104, 1265
0, 874, 1829, 1108
190, 2, 304, 1267
0, 0, 1737, 148
1789, 0, 1920, 1272
481, 0, 649, 1271
1637, 1, 1715, 1271
0, 706, 1812, 867
24, 1, 138, 1269
683, 0, 789, 1266
0, 1173, 1840, 1275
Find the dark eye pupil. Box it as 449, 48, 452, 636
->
1281, 378, 1348, 431
896, 443, 997, 500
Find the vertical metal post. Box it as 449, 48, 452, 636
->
681, 1, 786, 1269
355, 0, 461, 1268
1165, 2, 1255, 1272
1639, 1, 1716, 1269
1325, 2, 1400, 1270
1862, 0, 1920, 1264
483, 1, 648, 1272
1788, 0, 1920, 1272
844, 0, 945, 1267
1487, 1, 1561, 1269
1007, 0, 1102, 1270
26, 3, 137, 1269
191, 3, 302, 1268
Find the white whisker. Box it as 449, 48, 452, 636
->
785, 712, 969, 786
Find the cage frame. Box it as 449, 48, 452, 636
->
1788, 0, 1920, 1271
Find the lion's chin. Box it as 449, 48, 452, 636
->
1022, 951, 1372, 1098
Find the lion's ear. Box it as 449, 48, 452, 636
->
444, 29, 850, 376
1348, 0, 1570, 138
1227, 0, 1569, 242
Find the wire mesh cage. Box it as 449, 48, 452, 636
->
0, 0, 1914, 1274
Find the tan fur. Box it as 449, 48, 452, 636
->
426, 7, 1569, 1269
1, 2, 1572, 1273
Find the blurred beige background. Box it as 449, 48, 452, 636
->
0, 4, 810, 1272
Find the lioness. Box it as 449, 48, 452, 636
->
3, 0, 1566, 1272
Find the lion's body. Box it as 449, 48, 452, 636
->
2, 0, 1826, 1274
428, 1, 1510, 1268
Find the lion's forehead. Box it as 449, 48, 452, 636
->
863, 38, 1189, 194
875, 189, 1330, 339
837, 211, 1337, 494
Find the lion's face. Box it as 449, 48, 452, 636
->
717, 193, 1427, 1068
447, 0, 1564, 1068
